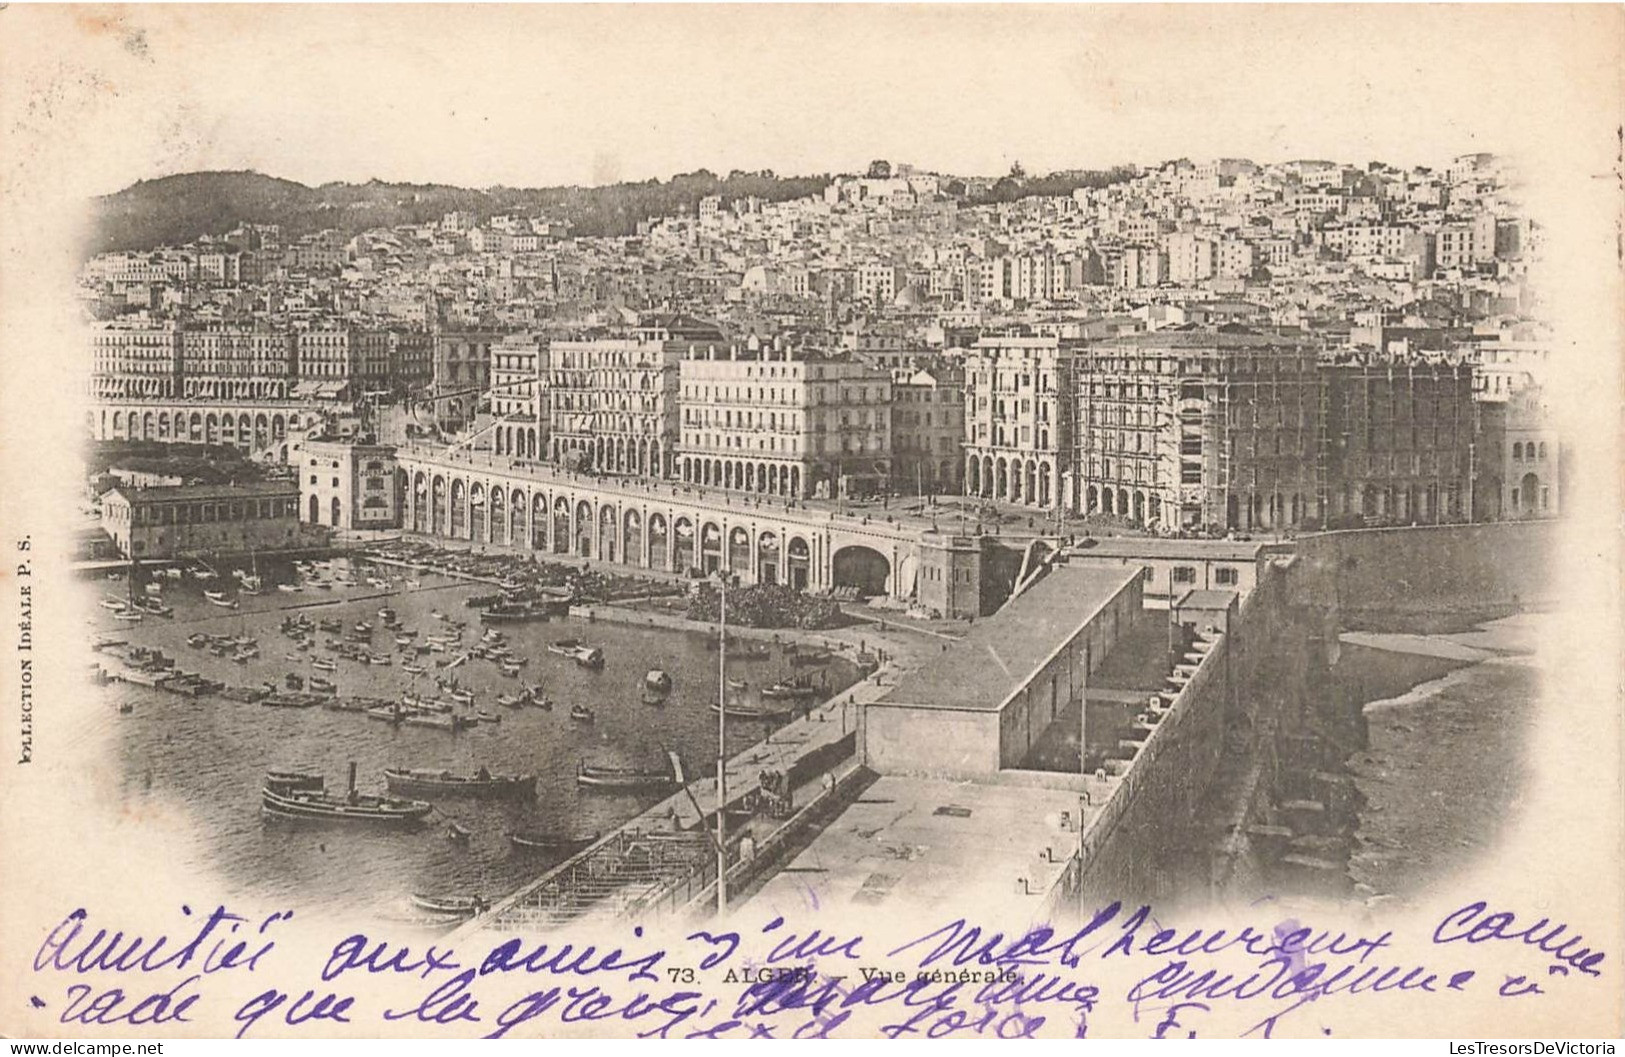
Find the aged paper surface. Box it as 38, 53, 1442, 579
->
1, 4, 1622, 1041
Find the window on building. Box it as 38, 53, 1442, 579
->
1538, 442, 1548, 460
1173, 566, 1197, 584
1215, 567, 1239, 586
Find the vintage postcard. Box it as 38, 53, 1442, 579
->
0, 3, 1621, 1043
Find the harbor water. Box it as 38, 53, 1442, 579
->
1335, 611, 1545, 908
91, 557, 859, 920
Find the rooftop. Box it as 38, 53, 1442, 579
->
1067, 537, 1273, 561
746, 775, 1082, 917
873, 563, 1141, 713
1173, 588, 1240, 611
104, 480, 298, 502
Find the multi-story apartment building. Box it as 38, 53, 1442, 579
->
1071, 329, 1323, 531
1165, 232, 1216, 285
89, 322, 183, 401
547, 316, 724, 477
1320, 358, 1475, 525
294, 327, 357, 386
430, 329, 498, 430
179, 326, 296, 401
388, 331, 434, 393
293, 326, 392, 393
891, 364, 964, 495
962, 336, 1072, 509
677, 345, 893, 500
490, 333, 545, 460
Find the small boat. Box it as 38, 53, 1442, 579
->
726, 677, 749, 692
369, 653, 393, 667
205, 592, 240, 609
576, 759, 676, 791
645, 670, 674, 694
394, 634, 414, 647
384, 767, 536, 799
445, 821, 471, 844
99, 597, 126, 611
473, 710, 500, 724
135, 598, 174, 618
761, 676, 822, 701
263, 692, 323, 709
403, 713, 468, 732
112, 610, 144, 622
262, 766, 431, 827
550, 640, 605, 669
187, 633, 209, 648
354, 622, 373, 634
365, 705, 405, 724
312, 658, 337, 672
309, 676, 337, 694
401, 663, 427, 676
569, 704, 594, 724
277, 583, 303, 594
529, 694, 554, 712
499, 661, 522, 677
510, 830, 599, 854
318, 618, 343, 633
448, 688, 475, 705
431, 610, 446, 621
409, 893, 484, 917
405, 578, 422, 589
709, 700, 794, 720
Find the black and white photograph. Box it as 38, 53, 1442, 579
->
0, 4, 1620, 1043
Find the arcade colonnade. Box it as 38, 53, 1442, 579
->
398, 460, 913, 597
90, 402, 313, 455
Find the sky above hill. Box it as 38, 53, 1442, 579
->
3, 5, 1618, 198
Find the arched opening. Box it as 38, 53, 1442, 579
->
432, 476, 446, 535
470, 482, 486, 542
450, 479, 466, 537
648, 513, 669, 571
489, 487, 507, 545
413, 473, 428, 533
575, 501, 593, 557
1087, 485, 1099, 514
623, 510, 642, 567
787, 536, 811, 591
598, 505, 618, 563
1519, 472, 1540, 516
673, 517, 695, 573
995, 457, 1008, 499
510, 489, 526, 546
728, 526, 751, 575
531, 493, 548, 549
330, 496, 342, 527
758, 531, 780, 585
552, 498, 570, 555
700, 522, 723, 575
308, 494, 320, 524
832, 544, 890, 598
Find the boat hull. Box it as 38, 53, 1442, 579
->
261, 788, 431, 826
384, 770, 536, 800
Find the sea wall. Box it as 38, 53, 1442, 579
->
1290, 520, 1557, 619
